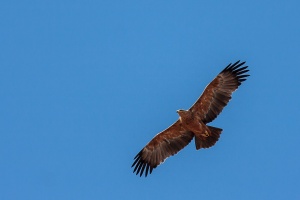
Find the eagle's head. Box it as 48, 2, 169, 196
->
176, 109, 190, 118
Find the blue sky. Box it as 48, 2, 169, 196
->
1, 0, 300, 199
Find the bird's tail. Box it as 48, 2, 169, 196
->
195, 125, 223, 150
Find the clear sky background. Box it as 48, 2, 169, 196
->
1, 1, 300, 199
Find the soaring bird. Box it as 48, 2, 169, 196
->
132, 60, 249, 177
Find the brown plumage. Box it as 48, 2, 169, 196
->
132, 60, 249, 177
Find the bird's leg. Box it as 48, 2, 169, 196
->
200, 130, 210, 137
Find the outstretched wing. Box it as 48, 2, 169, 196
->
132, 120, 194, 177
190, 60, 249, 123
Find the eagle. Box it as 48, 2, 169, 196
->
132, 60, 249, 177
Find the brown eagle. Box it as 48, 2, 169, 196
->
132, 60, 249, 177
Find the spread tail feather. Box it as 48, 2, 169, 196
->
195, 125, 223, 150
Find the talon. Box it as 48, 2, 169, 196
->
205, 130, 209, 137
201, 130, 210, 137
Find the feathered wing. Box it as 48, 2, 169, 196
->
190, 60, 249, 123
132, 120, 194, 177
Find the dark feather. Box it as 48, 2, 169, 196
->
190, 60, 249, 123
132, 121, 194, 177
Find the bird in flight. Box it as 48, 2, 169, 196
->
132, 60, 249, 177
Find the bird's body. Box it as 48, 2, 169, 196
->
132, 60, 249, 177
177, 110, 208, 139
